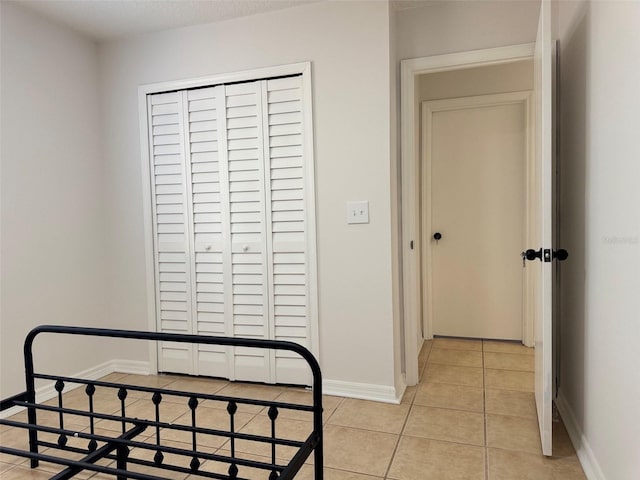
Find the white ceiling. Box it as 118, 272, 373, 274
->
17, 0, 446, 43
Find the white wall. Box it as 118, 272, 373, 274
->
0, 3, 112, 397
555, 1, 640, 479
396, 0, 540, 60
98, 1, 399, 394
418, 60, 533, 102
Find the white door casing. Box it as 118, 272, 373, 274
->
422, 92, 532, 341
139, 64, 318, 386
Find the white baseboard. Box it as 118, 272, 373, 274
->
556, 391, 607, 480
395, 374, 408, 403
3, 361, 403, 419
323, 379, 403, 404
112, 359, 151, 376
1, 359, 151, 419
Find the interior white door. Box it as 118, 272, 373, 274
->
532, 0, 555, 457
424, 93, 527, 340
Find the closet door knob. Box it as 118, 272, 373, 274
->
205, 245, 212, 252
242, 245, 249, 252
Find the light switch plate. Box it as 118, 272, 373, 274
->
347, 201, 369, 224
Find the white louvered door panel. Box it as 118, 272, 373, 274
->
148, 92, 194, 374
264, 77, 312, 385
222, 82, 270, 382
184, 87, 230, 378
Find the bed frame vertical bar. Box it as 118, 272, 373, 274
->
116, 443, 130, 480
24, 329, 39, 468
313, 372, 323, 480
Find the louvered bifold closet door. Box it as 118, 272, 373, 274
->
184, 86, 230, 378
264, 77, 312, 385
148, 74, 315, 385
148, 92, 194, 374
221, 82, 271, 382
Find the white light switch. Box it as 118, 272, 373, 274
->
347, 201, 369, 224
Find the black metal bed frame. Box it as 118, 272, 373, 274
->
0, 325, 323, 480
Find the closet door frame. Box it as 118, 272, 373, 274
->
138, 62, 318, 375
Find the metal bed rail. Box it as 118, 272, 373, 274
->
0, 325, 323, 480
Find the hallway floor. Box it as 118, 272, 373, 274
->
1, 338, 587, 479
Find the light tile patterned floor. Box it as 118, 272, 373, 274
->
0, 338, 587, 479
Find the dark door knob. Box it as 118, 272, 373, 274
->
554, 249, 569, 261
523, 248, 568, 262
525, 248, 542, 261
433, 232, 442, 241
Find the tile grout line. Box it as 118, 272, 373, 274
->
484, 367, 535, 373
321, 396, 344, 426
383, 339, 432, 480
483, 339, 489, 480
383, 403, 414, 480
418, 340, 431, 383
482, 350, 534, 357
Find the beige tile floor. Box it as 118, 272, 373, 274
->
0, 338, 587, 479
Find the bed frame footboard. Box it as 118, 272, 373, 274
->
0, 325, 323, 480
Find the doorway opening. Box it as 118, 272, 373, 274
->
400, 44, 536, 386
401, 6, 558, 457
420, 64, 534, 344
